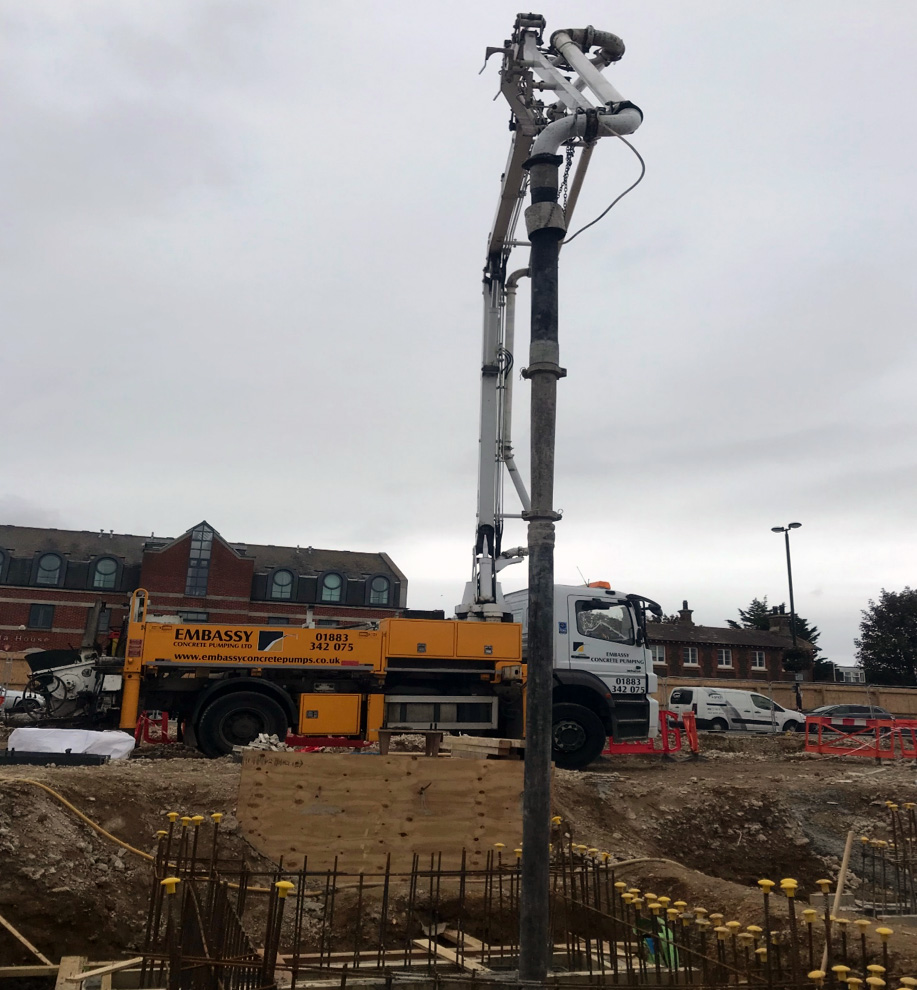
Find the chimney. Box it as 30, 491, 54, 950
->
769, 611, 792, 637
678, 600, 694, 625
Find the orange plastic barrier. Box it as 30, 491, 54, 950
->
804, 716, 917, 759
603, 709, 699, 758
896, 720, 917, 758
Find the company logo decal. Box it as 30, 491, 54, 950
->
258, 630, 287, 652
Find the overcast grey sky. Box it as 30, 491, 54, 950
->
3, 2, 916, 666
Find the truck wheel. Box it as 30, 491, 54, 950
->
710, 717, 728, 732
196, 691, 289, 757
551, 703, 606, 770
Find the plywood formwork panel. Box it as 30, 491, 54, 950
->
237, 752, 524, 872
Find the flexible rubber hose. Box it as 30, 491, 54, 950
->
2, 777, 285, 894
7, 776, 154, 861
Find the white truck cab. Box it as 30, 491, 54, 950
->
504, 583, 660, 767
667, 686, 804, 733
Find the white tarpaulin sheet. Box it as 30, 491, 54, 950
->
8, 727, 135, 759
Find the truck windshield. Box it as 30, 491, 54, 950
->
575, 602, 634, 645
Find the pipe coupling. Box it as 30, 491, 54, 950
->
521, 361, 567, 381
550, 26, 625, 63
522, 510, 563, 523
524, 202, 566, 237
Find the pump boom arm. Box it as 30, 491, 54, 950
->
457, 15, 642, 620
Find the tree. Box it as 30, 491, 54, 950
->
648, 612, 681, 624
812, 659, 838, 683
855, 588, 917, 686
727, 597, 771, 631
791, 615, 821, 656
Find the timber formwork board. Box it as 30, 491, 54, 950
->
237, 751, 524, 872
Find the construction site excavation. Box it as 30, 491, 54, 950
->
2, 731, 917, 989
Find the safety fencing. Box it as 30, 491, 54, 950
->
603, 709, 699, 758
804, 716, 917, 760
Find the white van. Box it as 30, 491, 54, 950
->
667, 686, 804, 733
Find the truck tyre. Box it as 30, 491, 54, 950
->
551, 703, 606, 770
709, 717, 728, 732
196, 691, 289, 757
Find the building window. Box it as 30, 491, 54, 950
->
36, 553, 63, 586
717, 648, 733, 668
320, 573, 343, 603
752, 650, 766, 669
185, 524, 214, 597
28, 603, 54, 629
682, 646, 699, 666
92, 557, 118, 590
177, 611, 209, 623
650, 645, 666, 666
315, 619, 339, 627
0, 549, 4, 578
270, 569, 294, 601
369, 575, 390, 605
267, 616, 290, 625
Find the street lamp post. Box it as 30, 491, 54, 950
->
771, 523, 802, 647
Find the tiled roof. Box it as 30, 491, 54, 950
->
647, 621, 811, 650
0, 524, 404, 580
0, 525, 147, 561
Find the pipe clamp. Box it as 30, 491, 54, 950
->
524, 202, 566, 236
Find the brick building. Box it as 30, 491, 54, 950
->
0, 521, 408, 655
646, 600, 810, 682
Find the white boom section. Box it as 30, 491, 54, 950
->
457, 16, 642, 620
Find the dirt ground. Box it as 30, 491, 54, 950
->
1, 730, 916, 971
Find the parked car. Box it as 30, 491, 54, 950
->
0, 688, 44, 714
807, 704, 894, 721
668, 686, 805, 733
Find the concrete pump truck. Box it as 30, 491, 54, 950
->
19, 14, 659, 769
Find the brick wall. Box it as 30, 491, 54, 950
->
0, 593, 128, 653
651, 641, 786, 680
140, 534, 255, 600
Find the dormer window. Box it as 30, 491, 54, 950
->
270, 569, 294, 600
320, 573, 343, 603
369, 575, 391, 605
92, 557, 118, 590
36, 553, 63, 586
